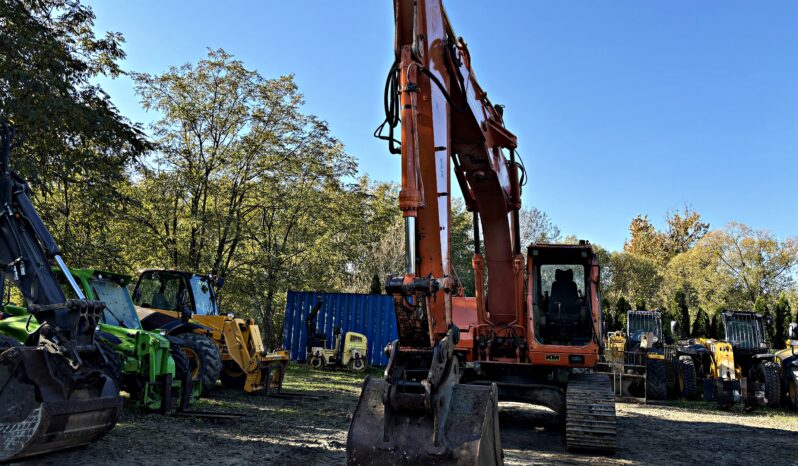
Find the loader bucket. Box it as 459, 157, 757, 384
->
346, 376, 501, 465
0, 347, 121, 462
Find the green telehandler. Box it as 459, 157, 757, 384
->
0, 268, 200, 412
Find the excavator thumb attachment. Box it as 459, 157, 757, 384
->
0, 347, 121, 462
346, 376, 501, 465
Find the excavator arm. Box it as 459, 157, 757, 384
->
386, 0, 522, 346
0, 122, 121, 462
347, 2, 520, 464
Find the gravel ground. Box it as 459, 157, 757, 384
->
16, 365, 798, 466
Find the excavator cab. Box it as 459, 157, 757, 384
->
530, 244, 598, 349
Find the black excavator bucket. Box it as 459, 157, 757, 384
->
0, 346, 121, 462
346, 376, 501, 465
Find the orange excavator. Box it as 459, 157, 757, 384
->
347, 1, 615, 464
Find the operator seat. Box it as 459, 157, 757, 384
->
548, 269, 580, 323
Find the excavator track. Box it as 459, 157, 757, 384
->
565, 373, 617, 453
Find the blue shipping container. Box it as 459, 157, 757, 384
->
283, 291, 398, 366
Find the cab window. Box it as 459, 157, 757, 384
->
133, 271, 187, 311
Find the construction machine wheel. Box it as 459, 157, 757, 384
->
347, 355, 366, 372
676, 356, 697, 400
219, 362, 246, 389
645, 358, 667, 401
788, 374, 798, 410
309, 355, 325, 370
171, 345, 192, 385
175, 333, 221, 391
170, 344, 200, 405
752, 361, 781, 408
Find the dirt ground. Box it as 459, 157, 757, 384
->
18, 365, 798, 466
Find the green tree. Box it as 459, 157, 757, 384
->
660, 308, 675, 342
755, 296, 775, 345
519, 207, 560, 245
601, 297, 615, 332
706, 223, 798, 307
369, 274, 382, 295
615, 296, 631, 331
709, 308, 724, 339
623, 215, 665, 261
1, 0, 149, 266
692, 307, 710, 337
774, 294, 791, 349
128, 49, 365, 345
605, 252, 662, 309
671, 289, 690, 338
634, 297, 646, 311
663, 205, 709, 258
450, 199, 476, 297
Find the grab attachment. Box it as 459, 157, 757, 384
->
0, 347, 121, 462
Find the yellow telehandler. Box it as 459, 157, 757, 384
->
132, 269, 289, 394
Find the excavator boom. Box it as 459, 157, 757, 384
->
349, 1, 617, 461
347, 1, 516, 464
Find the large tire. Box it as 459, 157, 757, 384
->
219, 361, 246, 389
347, 355, 367, 373
175, 333, 221, 391
646, 357, 667, 401
309, 355, 325, 370
788, 373, 798, 410
677, 356, 698, 400
754, 361, 781, 408
170, 345, 197, 407
170, 345, 191, 382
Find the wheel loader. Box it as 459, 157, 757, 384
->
0, 268, 199, 413
774, 322, 798, 409
722, 311, 781, 407
669, 311, 779, 408
598, 310, 667, 402
132, 269, 289, 394
0, 123, 120, 462
305, 296, 368, 372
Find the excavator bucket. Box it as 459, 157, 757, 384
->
0, 347, 121, 462
347, 377, 501, 465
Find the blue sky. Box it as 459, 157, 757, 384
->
89, 1, 798, 251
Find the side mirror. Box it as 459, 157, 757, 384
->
765, 316, 773, 326
216, 277, 225, 290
